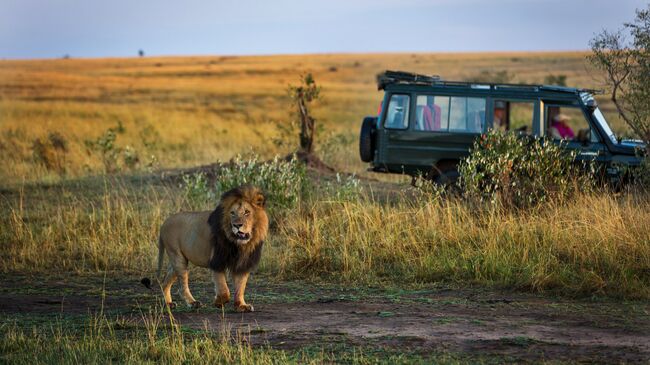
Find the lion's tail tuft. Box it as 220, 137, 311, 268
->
140, 277, 152, 289
140, 236, 165, 291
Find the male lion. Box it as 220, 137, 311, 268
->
155, 184, 268, 312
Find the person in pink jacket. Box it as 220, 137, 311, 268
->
549, 114, 575, 139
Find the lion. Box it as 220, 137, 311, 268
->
153, 184, 268, 312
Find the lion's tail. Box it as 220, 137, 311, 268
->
156, 235, 165, 280
141, 236, 165, 290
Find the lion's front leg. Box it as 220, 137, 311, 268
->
233, 272, 253, 312
211, 271, 230, 307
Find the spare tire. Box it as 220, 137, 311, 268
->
359, 116, 377, 163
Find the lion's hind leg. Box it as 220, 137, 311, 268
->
178, 269, 201, 309
161, 265, 178, 309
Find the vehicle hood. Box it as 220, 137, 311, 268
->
614, 139, 646, 155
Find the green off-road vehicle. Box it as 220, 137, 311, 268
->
359, 71, 646, 185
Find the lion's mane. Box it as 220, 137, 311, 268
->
207, 185, 268, 274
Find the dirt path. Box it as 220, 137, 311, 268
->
1, 273, 649, 363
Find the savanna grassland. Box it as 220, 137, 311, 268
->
1, 53, 650, 363
0, 51, 628, 183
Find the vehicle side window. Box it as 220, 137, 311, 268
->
384, 94, 410, 129
468, 98, 486, 133
493, 100, 534, 135
546, 105, 598, 143
415, 95, 448, 131
415, 95, 484, 133
449, 97, 485, 133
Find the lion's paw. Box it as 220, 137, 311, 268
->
214, 294, 230, 307
166, 302, 177, 309
235, 303, 254, 313
190, 301, 202, 309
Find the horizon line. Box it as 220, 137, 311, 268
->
0, 49, 592, 62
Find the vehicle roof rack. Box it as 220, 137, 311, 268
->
377, 70, 604, 95
377, 70, 441, 90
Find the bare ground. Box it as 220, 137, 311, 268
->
1, 273, 649, 363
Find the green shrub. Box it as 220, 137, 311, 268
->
544, 74, 568, 86
215, 155, 307, 211
464, 69, 513, 83
458, 130, 595, 208
632, 152, 650, 191
321, 173, 364, 201
84, 123, 140, 173
181, 172, 214, 209
32, 132, 68, 175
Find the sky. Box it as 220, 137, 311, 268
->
1, 0, 647, 59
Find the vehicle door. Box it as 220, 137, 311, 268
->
543, 102, 608, 165
378, 93, 414, 171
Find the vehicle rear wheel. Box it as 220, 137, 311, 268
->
359, 116, 377, 163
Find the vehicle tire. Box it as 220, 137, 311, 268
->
359, 116, 377, 163
433, 166, 460, 188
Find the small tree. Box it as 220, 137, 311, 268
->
288, 73, 321, 155
588, 5, 650, 143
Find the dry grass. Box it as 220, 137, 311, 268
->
270, 193, 650, 298
2, 178, 648, 299
0, 52, 627, 184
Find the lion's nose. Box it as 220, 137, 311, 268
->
233, 223, 243, 229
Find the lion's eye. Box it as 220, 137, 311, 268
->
230, 211, 235, 216
244, 210, 250, 216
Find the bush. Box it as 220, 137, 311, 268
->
458, 130, 595, 208
464, 70, 513, 84
181, 172, 215, 209
215, 155, 307, 211
544, 74, 567, 86
632, 152, 650, 191
321, 173, 364, 201
84, 123, 140, 173
32, 132, 68, 175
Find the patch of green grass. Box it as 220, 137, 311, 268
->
0, 313, 508, 365
377, 311, 395, 318
432, 316, 458, 325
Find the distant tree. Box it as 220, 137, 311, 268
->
288, 73, 321, 155
138, 49, 145, 57
588, 5, 650, 143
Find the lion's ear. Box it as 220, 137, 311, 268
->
254, 192, 265, 207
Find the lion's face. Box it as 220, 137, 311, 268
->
227, 200, 256, 245
217, 185, 268, 248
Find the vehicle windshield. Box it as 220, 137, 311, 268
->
593, 107, 617, 144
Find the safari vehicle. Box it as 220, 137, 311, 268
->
359, 70, 646, 185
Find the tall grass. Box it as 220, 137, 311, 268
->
268, 193, 650, 298
2, 177, 649, 298
1, 180, 181, 272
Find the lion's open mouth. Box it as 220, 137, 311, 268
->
235, 232, 251, 241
